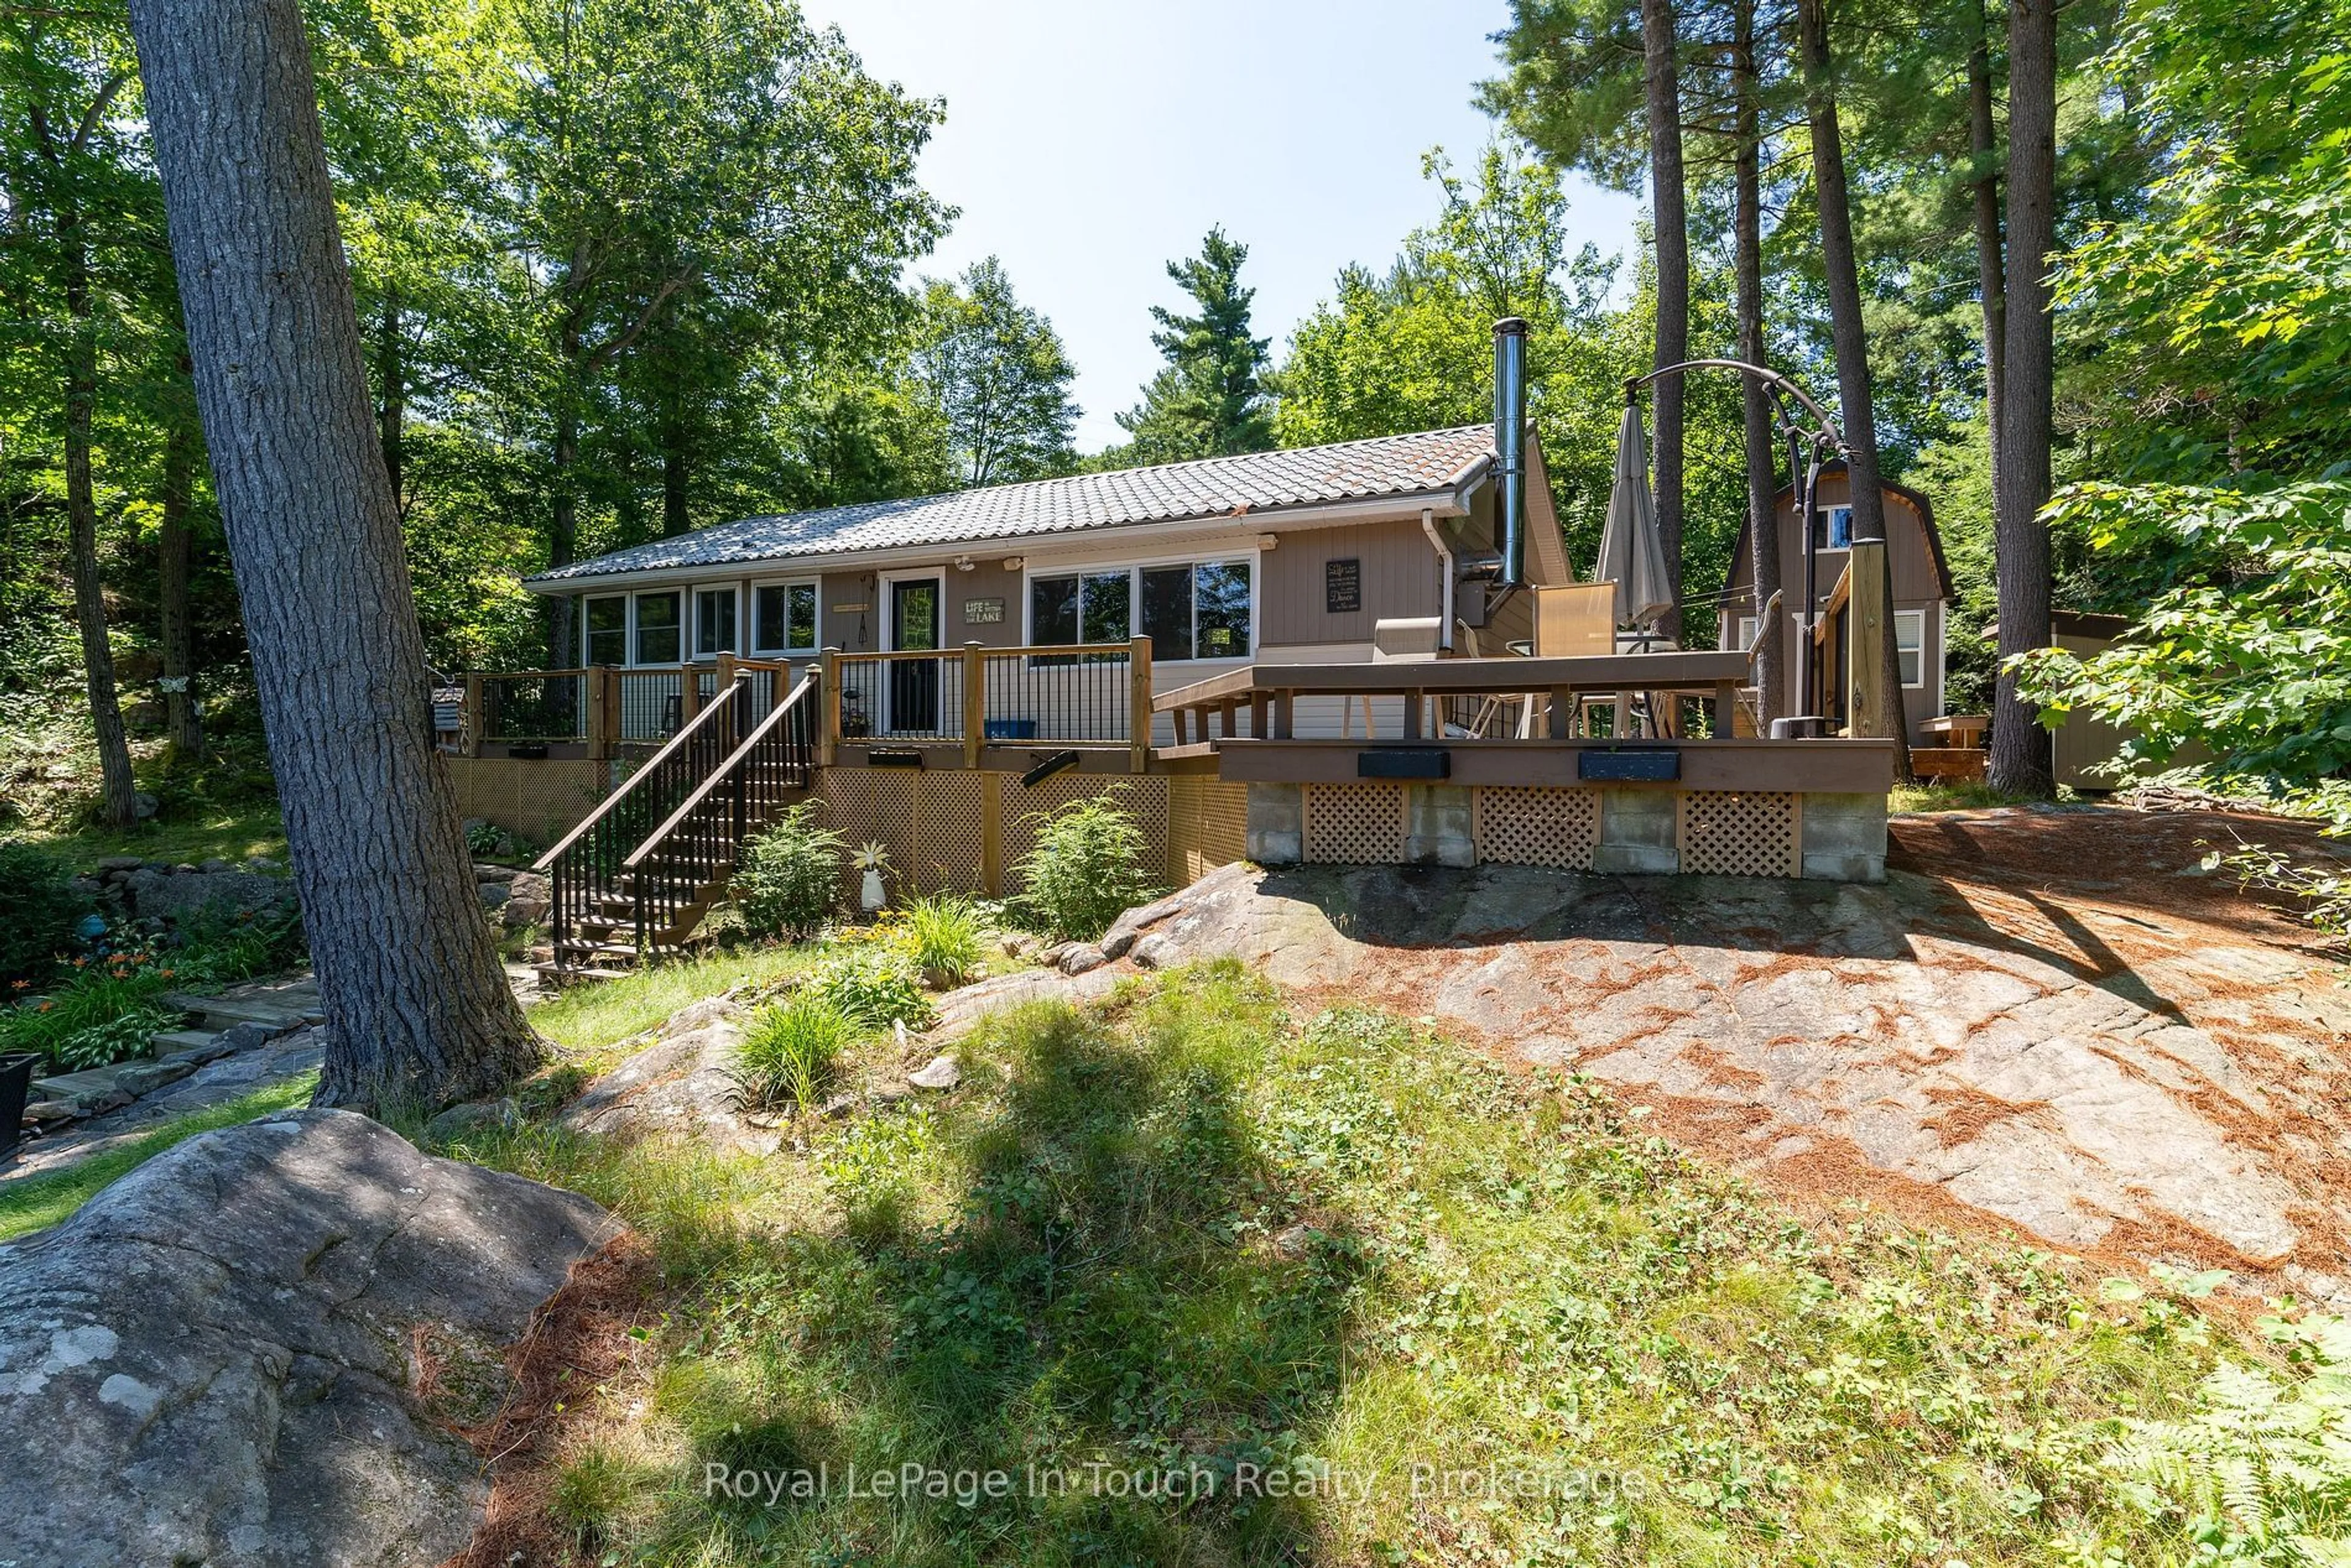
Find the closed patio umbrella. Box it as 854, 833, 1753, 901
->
1597, 402, 1676, 632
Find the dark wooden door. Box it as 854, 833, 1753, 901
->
888, 578, 940, 733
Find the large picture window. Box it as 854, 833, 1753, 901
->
1032, 559, 1251, 661
634, 591, 680, 665
753, 582, 819, 654
585, 595, 627, 665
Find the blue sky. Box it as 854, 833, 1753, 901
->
795, 0, 1643, 452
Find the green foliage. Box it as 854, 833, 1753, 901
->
728, 990, 852, 1112
2015, 481, 2351, 801
1011, 793, 1162, 943
1112, 227, 1275, 462
808, 947, 933, 1032
2207, 841, 2351, 953
914, 258, 1079, 486
0, 839, 89, 986
0, 962, 178, 1070
895, 892, 988, 987
730, 801, 845, 941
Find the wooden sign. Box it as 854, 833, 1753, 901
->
1325, 557, 1362, 614
963, 596, 1005, 625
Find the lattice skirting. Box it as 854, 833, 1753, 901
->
1000, 775, 1169, 891
444, 757, 609, 849
1303, 784, 1407, 865
1472, 786, 1600, 871
1166, 777, 1248, 886
1677, 789, 1801, 878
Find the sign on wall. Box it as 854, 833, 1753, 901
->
963, 597, 1005, 625
1325, 558, 1362, 614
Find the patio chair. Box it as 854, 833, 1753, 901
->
1518, 582, 1617, 737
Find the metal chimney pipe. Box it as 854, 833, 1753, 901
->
1492, 317, 1529, 587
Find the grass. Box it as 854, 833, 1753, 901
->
1891, 779, 2029, 813
446, 964, 2304, 1566
526, 943, 830, 1054
24, 798, 288, 872
0, 1070, 318, 1242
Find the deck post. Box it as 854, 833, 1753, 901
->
962, 641, 985, 769
587, 666, 618, 760
818, 646, 841, 767
678, 666, 702, 729
1845, 539, 1895, 743
463, 672, 484, 756
1129, 635, 1152, 773
1548, 686, 1573, 740
1272, 689, 1294, 740
1249, 693, 1268, 740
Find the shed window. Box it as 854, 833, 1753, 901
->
1897, 609, 1926, 687
1812, 505, 1854, 550
634, 591, 680, 665
585, 596, 627, 666
753, 582, 818, 654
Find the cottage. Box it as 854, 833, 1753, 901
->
447, 322, 1904, 977
1712, 463, 1954, 745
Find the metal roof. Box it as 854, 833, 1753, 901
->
526, 425, 1496, 587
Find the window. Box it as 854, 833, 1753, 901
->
1030, 570, 1130, 646
1733, 616, 1758, 653
753, 582, 818, 654
1035, 560, 1251, 661
585, 596, 627, 666
694, 586, 737, 659
1897, 608, 1926, 687
1810, 505, 1855, 550
634, 591, 680, 665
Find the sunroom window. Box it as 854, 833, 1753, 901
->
754, 582, 819, 654
634, 591, 680, 665
585, 596, 627, 666
694, 587, 737, 659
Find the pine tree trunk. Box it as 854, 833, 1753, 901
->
1990, 0, 2057, 797
546, 402, 579, 669
59, 213, 139, 826
377, 288, 405, 507
1798, 0, 1914, 782
1734, 0, 1784, 724
158, 396, 204, 759
1641, 0, 1689, 642
1967, 0, 2006, 493
125, 0, 544, 1112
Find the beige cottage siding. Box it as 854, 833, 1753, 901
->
1719, 472, 1949, 742
1261, 517, 1442, 648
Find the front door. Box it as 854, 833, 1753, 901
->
887, 577, 941, 733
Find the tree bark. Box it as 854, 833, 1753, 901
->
546, 396, 579, 669
1733, 0, 1784, 724
1798, 0, 1913, 781
157, 389, 203, 759
377, 287, 404, 507
126, 0, 543, 1112
1966, 0, 2006, 493
59, 211, 140, 826
1990, 0, 2057, 795
1641, 0, 1689, 642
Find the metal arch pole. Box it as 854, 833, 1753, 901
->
1622, 356, 1842, 734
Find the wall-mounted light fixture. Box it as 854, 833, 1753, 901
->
954, 555, 976, 572
1256, 534, 1279, 551
1000, 556, 1024, 572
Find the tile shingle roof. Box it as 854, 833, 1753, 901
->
527, 424, 1494, 586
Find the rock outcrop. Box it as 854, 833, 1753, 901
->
0, 1109, 616, 1567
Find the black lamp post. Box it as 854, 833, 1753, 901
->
1622, 359, 1843, 737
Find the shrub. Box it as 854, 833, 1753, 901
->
171, 901, 307, 982
0, 959, 179, 1070
1011, 794, 1161, 942
732, 803, 846, 941
0, 839, 89, 986
728, 991, 853, 1112
898, 893, 987, 986
809, 948, 933, 1030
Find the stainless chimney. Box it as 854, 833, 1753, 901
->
1492, 317, 1529, 587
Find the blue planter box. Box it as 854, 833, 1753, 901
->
984, 719, 1039, 741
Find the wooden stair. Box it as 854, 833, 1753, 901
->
533, 670, 819, 978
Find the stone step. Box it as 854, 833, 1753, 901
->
150, 1029, 219, 1056
31, 1065, 132, 1110
160, 991, 321, 1032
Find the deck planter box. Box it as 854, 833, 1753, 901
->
0, 1051, 40, 1160
1579, 746, 1681, 782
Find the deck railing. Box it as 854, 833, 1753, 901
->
824, 637, 1153, 771
447, 655, 797, 757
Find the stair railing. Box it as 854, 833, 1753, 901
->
533, 674, 757, 967
621, 669, 821, 956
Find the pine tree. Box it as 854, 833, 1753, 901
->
1115, 227, 1274, 462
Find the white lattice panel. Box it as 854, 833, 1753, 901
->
1678, 790, 1799, 878
1303, 784, 1406, 865
1472, 786, 1599, 871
